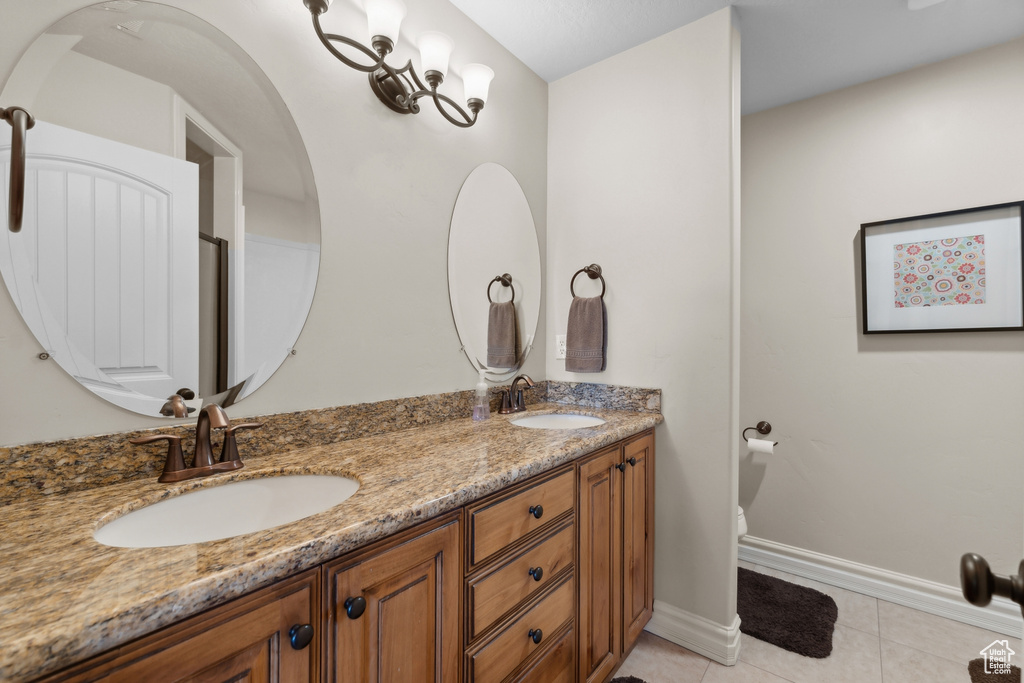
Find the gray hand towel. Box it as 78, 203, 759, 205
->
565, 296, 606, 372
487, 301, 519, 369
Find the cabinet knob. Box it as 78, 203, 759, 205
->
529, 505, 543, 519
344, 596, 367, 619
627, 457, 637, 466
616, 462, 626, 472
528, 566, 544, 582
528, 628, 543, 644
289, 623, 314, 650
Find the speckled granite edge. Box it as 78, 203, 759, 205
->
546, 381, 661, 413
0, 405, 663, 682
0, 380, 659, 506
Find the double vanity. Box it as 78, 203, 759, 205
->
0, 399, 661, 682
0, 4, 653, 681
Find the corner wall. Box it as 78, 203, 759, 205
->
741, 38, 1024, 589
547, 7, 742, 660
0, 0, 548, 445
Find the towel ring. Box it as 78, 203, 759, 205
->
487, 273, 515, 304
570, 264, 605, 299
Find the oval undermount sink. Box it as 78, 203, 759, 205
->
93, 474, 360, 548
510, 413, 606, 429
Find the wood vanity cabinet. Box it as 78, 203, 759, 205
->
324, 511, 462, 683
577, 432, 655, 683
464, 465, 577, 683
36, 429, 655, 683
38, 568, 320, 682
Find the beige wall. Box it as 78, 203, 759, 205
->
548, 6, 741, 642
741, 37, 1024, 587
0, 0, 548, 444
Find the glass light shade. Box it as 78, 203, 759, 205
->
461, 63, 494, 104
364, 0, 406, 44
418, 31, 453, 78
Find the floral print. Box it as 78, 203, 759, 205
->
894, 235, 985, 307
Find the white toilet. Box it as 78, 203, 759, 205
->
737, 506, 748, 541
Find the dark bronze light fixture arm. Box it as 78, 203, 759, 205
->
370, 59, 421, 113
313, 15, 389, 73
302, 0, 491, 128
409, 87, 480, 128
1, 106, 35, 233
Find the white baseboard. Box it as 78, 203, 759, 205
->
645, 600, 741, 665
739, 536, 1022, 637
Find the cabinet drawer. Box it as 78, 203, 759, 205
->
468, 467, 574, 568
507, 625, 575, 683
466, 576, 575, 683
468, 521, 574, 640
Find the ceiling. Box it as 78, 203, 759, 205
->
447, 0, 1024, 114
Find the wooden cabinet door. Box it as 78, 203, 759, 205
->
325, 512, 461, 683
42, 569, 319, 683
622, 433, 655, 653
577, 446, 622, 683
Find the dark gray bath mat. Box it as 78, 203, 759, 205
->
737, 567, 838, 658
610, 678, 648, 683
969, 657, 1022, 683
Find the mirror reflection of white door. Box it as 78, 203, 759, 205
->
0, 120, 199, 404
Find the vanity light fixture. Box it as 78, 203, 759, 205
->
302, 0, 493, 128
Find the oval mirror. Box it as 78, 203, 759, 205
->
448, 163, 540, 381
0, 1, 320, 417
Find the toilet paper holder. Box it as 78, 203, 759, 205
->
742, 420, 778, 446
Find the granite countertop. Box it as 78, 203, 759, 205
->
0, 404, 661, 682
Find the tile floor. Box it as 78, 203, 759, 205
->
615, 562, 1022, 683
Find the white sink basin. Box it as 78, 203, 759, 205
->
94, 474, 360, 548
510, 413, 606, 429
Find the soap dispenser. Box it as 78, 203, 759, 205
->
473, 370, 490, 421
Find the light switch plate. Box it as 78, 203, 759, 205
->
555, 335, 567, 360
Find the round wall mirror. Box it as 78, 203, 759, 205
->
448, 163, 540, 381
0, 1, 320, 417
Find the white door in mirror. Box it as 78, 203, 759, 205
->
1, 121, 199, 414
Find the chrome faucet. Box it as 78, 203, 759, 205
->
130, 403, 262, 483
499, 374, 536, 414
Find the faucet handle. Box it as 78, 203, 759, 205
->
217, 422, 263, 470
498, 389, 514, 414
130, 434, 188, 483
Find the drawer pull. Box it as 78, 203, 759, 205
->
528, 628, 543, 644
529, 504, 543, 519
528, 566, 544, 582
616, 462, 626, 472
289, 623, 314, 650
344, 596, 367, 619
627, 457, 637, 466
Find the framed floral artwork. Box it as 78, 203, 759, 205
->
861, 201, 1024, 333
